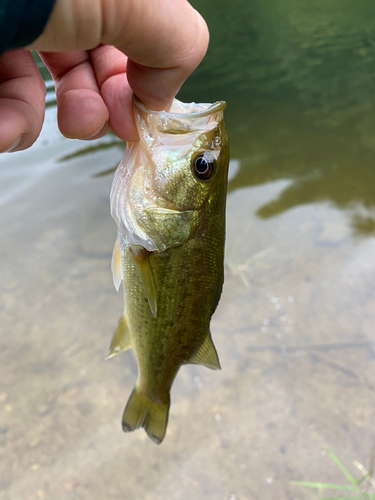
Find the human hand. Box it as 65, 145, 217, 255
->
0, 0, 209, 152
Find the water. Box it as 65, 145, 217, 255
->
1, 1, 375, 498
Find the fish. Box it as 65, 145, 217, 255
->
109, 97, 230, 444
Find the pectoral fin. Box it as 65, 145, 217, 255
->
130, 246, 157, 318
106, 315, 132, 359
111, 237, 122, 291
188, 331, 221, 370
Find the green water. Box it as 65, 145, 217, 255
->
187, 0, 375, 235
1, 1, 375, 499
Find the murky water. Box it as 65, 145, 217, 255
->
1, 1, 375, 499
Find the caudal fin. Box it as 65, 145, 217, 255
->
122, 387, 170, 444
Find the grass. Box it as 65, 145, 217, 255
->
291, 442, 375, 499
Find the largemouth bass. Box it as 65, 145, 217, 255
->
109, 98, 229, 444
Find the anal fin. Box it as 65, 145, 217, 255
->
188, 331, 221, 370
130, 246, 157, 318
106, 315, 132, 359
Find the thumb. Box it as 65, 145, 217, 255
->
30, 0, 209, 110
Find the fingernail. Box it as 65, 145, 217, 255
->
5, 136, 22, 153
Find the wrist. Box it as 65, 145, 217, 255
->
28, 0, 103, 51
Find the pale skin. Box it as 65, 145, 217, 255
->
0, 0, 209, 153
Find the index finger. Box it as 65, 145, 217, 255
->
39, 51, 111, 140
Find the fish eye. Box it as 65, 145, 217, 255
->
193, 153, 215, 181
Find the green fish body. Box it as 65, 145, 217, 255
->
109, 99, 229, 443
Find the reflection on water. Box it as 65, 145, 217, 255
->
184, 0, 375, 236
58, 139, 124, 164
224, 102, 375, 237
1, 1, 375, 498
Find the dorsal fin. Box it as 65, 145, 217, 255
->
130, 246, 157, 318
106, 315, 132, 359
111, 237, 122, 291
188, 331, 221, 370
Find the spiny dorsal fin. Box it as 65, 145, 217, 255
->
106, 315, 132, 359
130, 246, 157, 318
111, 237, 122, 291
188, 331, 221, 370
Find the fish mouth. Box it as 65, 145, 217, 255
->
134, 97, 226, 120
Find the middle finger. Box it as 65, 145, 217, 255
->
40, 51, 110, 140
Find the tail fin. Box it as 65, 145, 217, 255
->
122, 387, 170, 444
